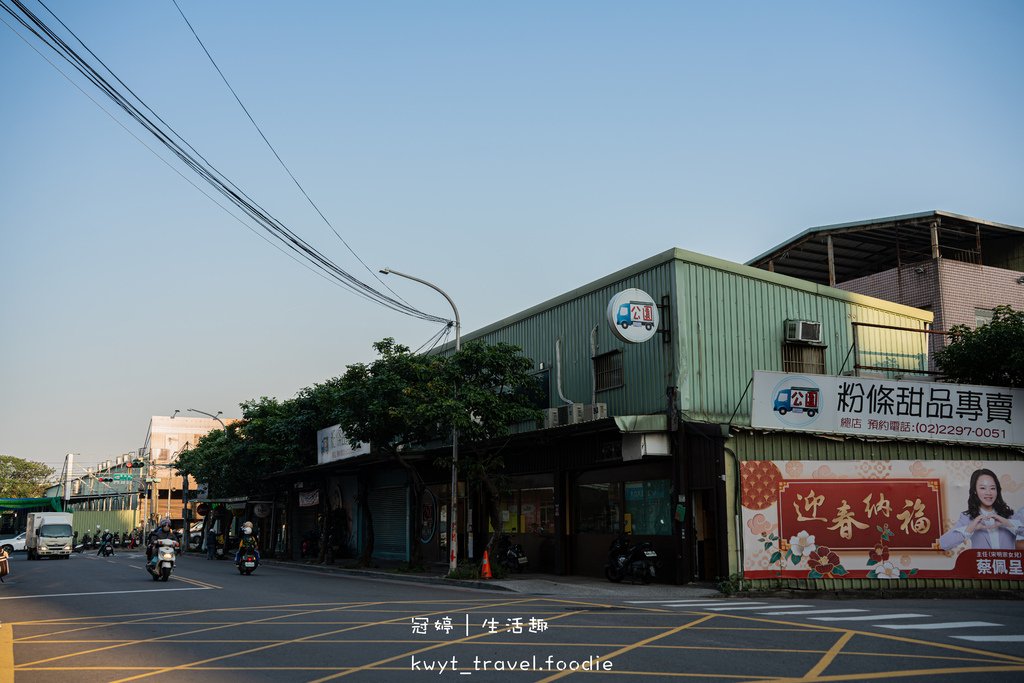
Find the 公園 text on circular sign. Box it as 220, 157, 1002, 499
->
607, 288, 659, 343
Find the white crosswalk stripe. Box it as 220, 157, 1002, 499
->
877, 621, 1001, 630
661, 601, 767, 608
810, 613, 930, 622
758, 608, 868, 616
952, 635, 1024, 642
627, 600, 756, 606
702, 604, 814, 612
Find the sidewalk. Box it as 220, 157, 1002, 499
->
256, 556, 724, 599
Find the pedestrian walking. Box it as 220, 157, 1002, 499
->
206, 527, 217, 560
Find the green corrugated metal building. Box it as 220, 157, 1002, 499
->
419, 246, 1024, 590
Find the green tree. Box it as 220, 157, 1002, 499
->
334, 338, 540, 569
935, 305, 1024, 387
334, 338, 442, 567
0, 455, 55, 498
427, 340, 542, 556
175, 380, 345, 498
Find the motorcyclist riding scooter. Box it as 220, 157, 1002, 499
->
97, 529, 115, 556
145, 518, 179, 581
234, 521, 260, 575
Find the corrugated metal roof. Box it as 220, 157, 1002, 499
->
745, 210, 1024, 286
458, 246, 932, 350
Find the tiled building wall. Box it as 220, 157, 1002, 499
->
937, 259, 1024, 329
838, 259, 1024, 371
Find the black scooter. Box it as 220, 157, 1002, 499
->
237, 549, 260, 575
494, 533, 528, 573
604, 533, 659, 584
98, 535, 115, 557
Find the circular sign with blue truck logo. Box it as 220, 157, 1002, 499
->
607, 288, 659, 343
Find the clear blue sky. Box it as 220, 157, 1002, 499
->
2, 1, 1022, 473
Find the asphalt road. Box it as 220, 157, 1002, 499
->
1, 550, 1023, 682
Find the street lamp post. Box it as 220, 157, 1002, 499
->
380, 267, 461, 574
172, 409, 226, 554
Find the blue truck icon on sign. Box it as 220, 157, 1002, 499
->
616, 301, 655, 331
774, 386, 820, 417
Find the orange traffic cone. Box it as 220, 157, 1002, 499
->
480, 550, 493, 579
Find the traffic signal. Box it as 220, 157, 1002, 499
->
98, 477, 113, 483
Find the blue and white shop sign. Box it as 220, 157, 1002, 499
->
607, 288, 659, 343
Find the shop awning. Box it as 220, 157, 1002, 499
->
0, 496, 64, 511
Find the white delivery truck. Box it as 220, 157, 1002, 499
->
26, 511, 74, 560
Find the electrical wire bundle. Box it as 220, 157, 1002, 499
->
0, 0, 452, 331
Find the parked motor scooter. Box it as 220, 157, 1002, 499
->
80, 532, 92, 550
494, 533, 528, 573
604, 532, 659, 584
237, 548, 260, 575
112, 532, 121, 547
146, 538, 178, 581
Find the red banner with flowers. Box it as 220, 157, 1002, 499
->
740, 460, 1024, 581
777, 479, 943, 551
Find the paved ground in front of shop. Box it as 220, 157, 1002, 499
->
250, 554, 724, 599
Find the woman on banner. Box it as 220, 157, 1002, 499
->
939, 468, 1024, 551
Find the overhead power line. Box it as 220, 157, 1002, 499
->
1, 0, 449, 325
168, 0, 411, 307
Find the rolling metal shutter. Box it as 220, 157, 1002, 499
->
368, 486, 408, 560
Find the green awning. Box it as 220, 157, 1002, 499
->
0, 497, 64, 511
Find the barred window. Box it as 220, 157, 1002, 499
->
782, 344, 826, 374
594, 350, 623, 391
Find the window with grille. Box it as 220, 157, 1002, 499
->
782, 344, 826, 374
594, 350, 623, 391
975, 308, 994, 328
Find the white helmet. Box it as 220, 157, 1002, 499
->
242, 522, 253, 535
105, 529, 109, 534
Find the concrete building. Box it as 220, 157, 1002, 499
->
746, 211, 1024, 370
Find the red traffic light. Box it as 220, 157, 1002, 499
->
98, 477, 113, 482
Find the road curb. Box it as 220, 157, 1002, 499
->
260, 558, 517, 592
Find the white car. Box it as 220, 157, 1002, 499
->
1, 532, 27, 554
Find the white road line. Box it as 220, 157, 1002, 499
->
0, 587, 211, 601
703, 604, 814, 612
627, 599, 740, 605
878, 621, 1002, 631
663, 602, 767, 608
953, 635, 1024, 642
810, 613, 930, 622
758, 608, 868, 616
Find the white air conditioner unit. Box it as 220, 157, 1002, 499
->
584, 403, 608, 421
785, 319, 823, 344
541, 408, 560, 429
558, 403, 585, 425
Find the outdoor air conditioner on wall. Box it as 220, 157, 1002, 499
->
785, 319, 823, 344
541, 408, 559, 429
584, 403, 608, 420
559, 403, 585, 425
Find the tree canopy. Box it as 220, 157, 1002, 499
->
175, 337, 540, 568
935, 305, 1024, 387
0, 455, 55, 498
175, 379, 344, 498
333, 338, 541, 565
